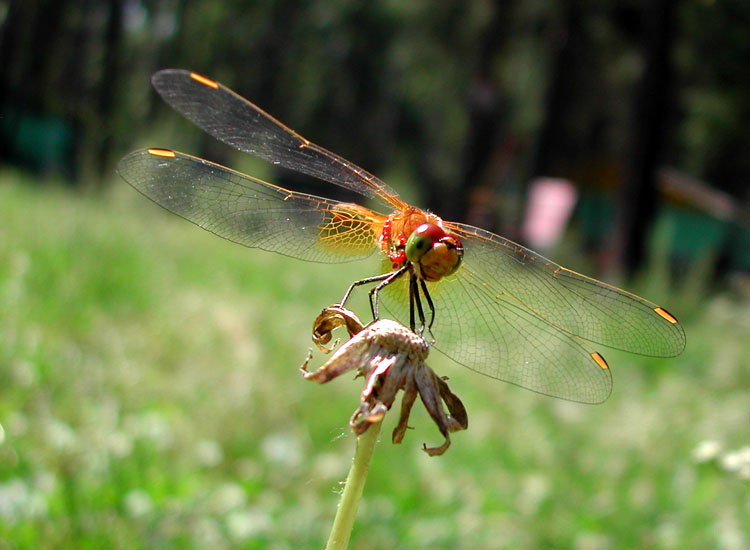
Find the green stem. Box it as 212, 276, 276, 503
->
325, 421, 382, 550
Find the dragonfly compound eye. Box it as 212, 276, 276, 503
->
406, 223, 446, 263
417, 234, 464, 281
439, 234, 463, 276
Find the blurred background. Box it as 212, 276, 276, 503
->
0, 1, 748, 549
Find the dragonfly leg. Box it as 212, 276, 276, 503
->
409, 273, 416, 331
411, 274, 427, 335
419, 279, 436, 332
368, 264, 410, 321
339, 272, 394, 309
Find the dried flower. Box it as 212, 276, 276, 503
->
301, 306, 468, 456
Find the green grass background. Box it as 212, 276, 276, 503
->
1, 172, 748, 550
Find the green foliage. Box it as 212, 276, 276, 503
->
1, 174, 748, 549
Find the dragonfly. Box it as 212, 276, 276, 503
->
118, 69, 686, 405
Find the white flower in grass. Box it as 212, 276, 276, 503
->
24, 489, 48, 519
191, 517, 226, 549
225, 508, 271, 540
106, 430, 134, 458
45, 418, 77, 452
313, 452, 348, 480
195, 438, 224, 467
519, 473, 550, 515
124, 411, 173, 448
719, 445, 750, 478
33, 471, 57, 495
574, 532, 612, 550
261, 433, 303, 469
0, 479, 28, 522
735, 445, 750, 463
717, 509, 745, 550
692, 440, 722, 463
655, 520, 679, 549
0, 478, 50, 522
209, 482, 246, 514
720, 451, 744, 472
123, 489, 153, 518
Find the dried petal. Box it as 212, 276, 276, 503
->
301, 333, 372, 383
350, 401, 389, 435
414, 367, 468, 456
392, 382, 418, 444
311, 306, 365, 352
436, 376, 468, 432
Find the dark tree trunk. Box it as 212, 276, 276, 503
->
27, 0, 67, 110
95, 0, 125, 181
450, 0, 514, 227
0, 0, 26, 106
612, 0, 676, 276
529, 0, 580, 180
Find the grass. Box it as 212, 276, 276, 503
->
1, 170, 748, 550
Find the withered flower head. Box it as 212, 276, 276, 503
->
301, 306, 468, 456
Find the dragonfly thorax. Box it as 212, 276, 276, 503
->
380, 212, 463, 281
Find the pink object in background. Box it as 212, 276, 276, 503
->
521, 178, 578, 251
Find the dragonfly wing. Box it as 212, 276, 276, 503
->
151, 69, 407, 213
446, 222, 686, 357
118, 149, 381, 263
379, 262, 613, 403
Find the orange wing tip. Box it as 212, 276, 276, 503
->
189, 72, 219, 89
591, 352, 609, 370
147, 148, 176, 158
653, 307, 679, 324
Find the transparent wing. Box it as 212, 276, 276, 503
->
151, 69, 408, 213
380, 264, 613, 404
446, 223, 686, 357
118, 149, 382, 263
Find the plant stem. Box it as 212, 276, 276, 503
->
325, 421, 382, 550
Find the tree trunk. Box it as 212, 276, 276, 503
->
612, 0, 676, 276
450, 0, 514, 227
529, 0, 580, 180
95, 0, 125, 182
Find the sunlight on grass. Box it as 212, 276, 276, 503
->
0, 172, 748, 549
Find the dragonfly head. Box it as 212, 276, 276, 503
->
406, 223, 464, 281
